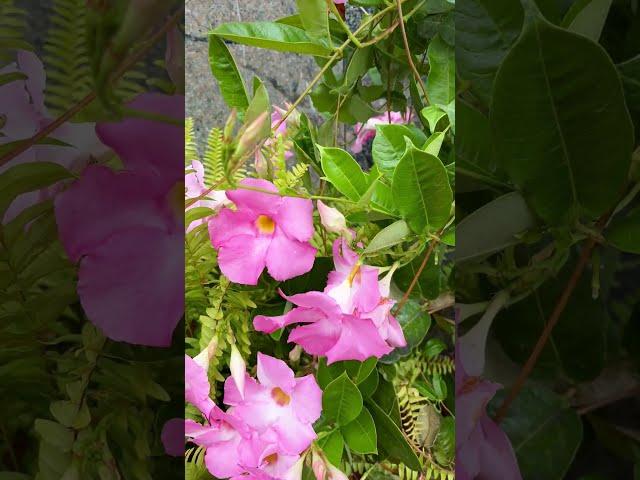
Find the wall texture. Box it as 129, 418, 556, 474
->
186, 0, 317, 146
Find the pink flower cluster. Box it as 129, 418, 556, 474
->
184, 353, 322, 479
254, 238, 407, 364
209, 178, 316, 285
185, 159, 229, 231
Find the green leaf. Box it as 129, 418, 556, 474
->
343, 47, 373, 89
491, 383, 583, 480
372, 124, 426, 176
364, 220, 412, 253
317, 430, 344, 466
244, 79, 271, 140
319, 146, 368, 200
357, 368, 379, 398
341, 408, 378, 454
426, 35, 455, 105
322, 372, 363, 426
34, 419, 74, 452
367, 401, 422, 471
208, 36, 250, 112
296, 0, 329, 43
606, 206, 640, 254
0, 474, 31, 480
394, 253, 442, 301
317, 357, 377, 388
562, 0, 612, 41
372, 377, 402, 426
433, 416, 455, 466
381, 300, 431, 363
423, 132, 445, 157
185, 207, 215, 226
0, 162, 73, 217
211, 22, 332, 56
420, 106, 446, 133
392, 144, 452, 233
456, 192, 537, 263
491, 9, 634, 225
456, 0, 523, 105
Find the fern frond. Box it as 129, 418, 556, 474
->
0, 0, 29, 66
202, 127, 225, 186
275, 162, 309, 190
185, 118, 199, 166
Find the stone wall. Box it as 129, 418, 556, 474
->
186, 0, 318, 146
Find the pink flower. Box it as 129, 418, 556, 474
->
209, 178, 316, 285
54, 93, 183, 346
456, 347, 522, 480
351, 110, 412, 153
224, 353, 322, 454
254, 290, 394, 364
254, 239, 406, 363
0, 50, 106, 223
185, 159, 229, 231
184, 353, 315, 479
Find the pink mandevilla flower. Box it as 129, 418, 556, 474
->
209, 178, 316, 285
182, 353, 321, 479
54, 93, 183, 346
185, 159, 229, 232
456, 347, 522, 480
0, 50, 106, 223
351, 110, 413, 153
254, 239, 406, 364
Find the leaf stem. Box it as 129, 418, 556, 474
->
396, 0, 429, 103
0, 9, 183, 168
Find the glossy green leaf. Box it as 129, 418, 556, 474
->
211, 22, 332, 56
606, 207, 640, 254
357, 368, 379, 398
322, 372, 363, 426
420, 106, 446, 133
456, 192, 537, 263
317, 430, 344, 466
392, 144, 452, 233
341, 408, 378, 454
433, 416, 455, 466
426, 35, 455, 106
208, 36, 249, 112
296, 0, 329, 43
364, 220, 412, 253
562, 0, 612, 41
492, 384, 583, 480
456, 0, 523, 105
367, 401, 422, 471
372, 124, 426, 176
0, 162, 73, 217
319, 146, 368, 200
491, 7, 634, 224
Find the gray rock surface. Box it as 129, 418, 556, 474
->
186, 0, 318, 146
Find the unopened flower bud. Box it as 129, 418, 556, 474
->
312, 450, 327, 480
193, 337, 217, 371
230, 344, 246, 399
317, 200, 351, 240
235, 111, 269, 159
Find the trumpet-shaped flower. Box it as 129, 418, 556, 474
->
183, 352, 317, 479
254, 290, 394, 364
185, 159, 228, 231
224, 353, 322, 454
456, 346, 522, 480
54, 93, 183, 346
209, 178, 316, 285
351, 110, 412, 153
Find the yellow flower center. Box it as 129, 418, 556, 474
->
271, 387, 291, 406
264, 453, 279, 465
256, 214, 276, 234
347, 263, 361, 287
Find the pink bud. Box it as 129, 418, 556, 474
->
312, 451, 327, 480
317, 200, 350, 239
230, 344, 246, 399
326, 464, 349, 480
283, 455, 305, 480
193, 337, 217, 371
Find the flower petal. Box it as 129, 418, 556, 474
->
275, 197, 314, 242
209, 207, 258, 247
288, 318, 341, 357
217, 234, 270, 285
226, 178, 282, 215
265, 229, 316, 281
75, 227, 183, 346
257, 353, 296, 391
325, 316, 392, 364
292, 375, 322, 424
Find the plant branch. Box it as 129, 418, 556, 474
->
396, 0, 429, 103
494, 212, 611, 423
0, 9, 183, 168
